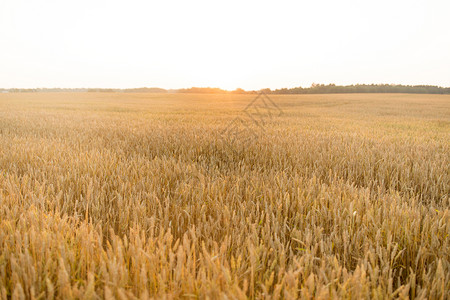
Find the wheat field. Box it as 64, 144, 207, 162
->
0, 92, 449, 299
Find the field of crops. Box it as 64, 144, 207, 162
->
0, 92, 449, 299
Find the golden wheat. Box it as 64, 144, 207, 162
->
0, 92, 449, 299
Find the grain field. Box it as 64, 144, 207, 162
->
0, 92, 449, 299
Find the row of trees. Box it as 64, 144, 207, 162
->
0, 88, 169, 93
174, 84, 450, 94
265, 84, 450, 94
2, 84, 450, 94
1, 88, 90, 93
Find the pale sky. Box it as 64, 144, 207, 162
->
1, 0, 449, 90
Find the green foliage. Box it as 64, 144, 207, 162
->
270, 84, 450, 94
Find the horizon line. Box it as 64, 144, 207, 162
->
2, 83, 450, 91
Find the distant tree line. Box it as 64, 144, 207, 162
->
171, 84, 450, 94
1, 88, 90, 93
265, 84, 450, 95
176, 87, 229, 94
0, 87, 169, 93
88, 87, 169, 93
176, 87, 255, 94
2, 84, 449, 94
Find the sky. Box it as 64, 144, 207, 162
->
1, 0, 449, 90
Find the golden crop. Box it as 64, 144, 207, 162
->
0, 92, 449, 299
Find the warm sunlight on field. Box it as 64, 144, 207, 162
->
0, 92, 449, 299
